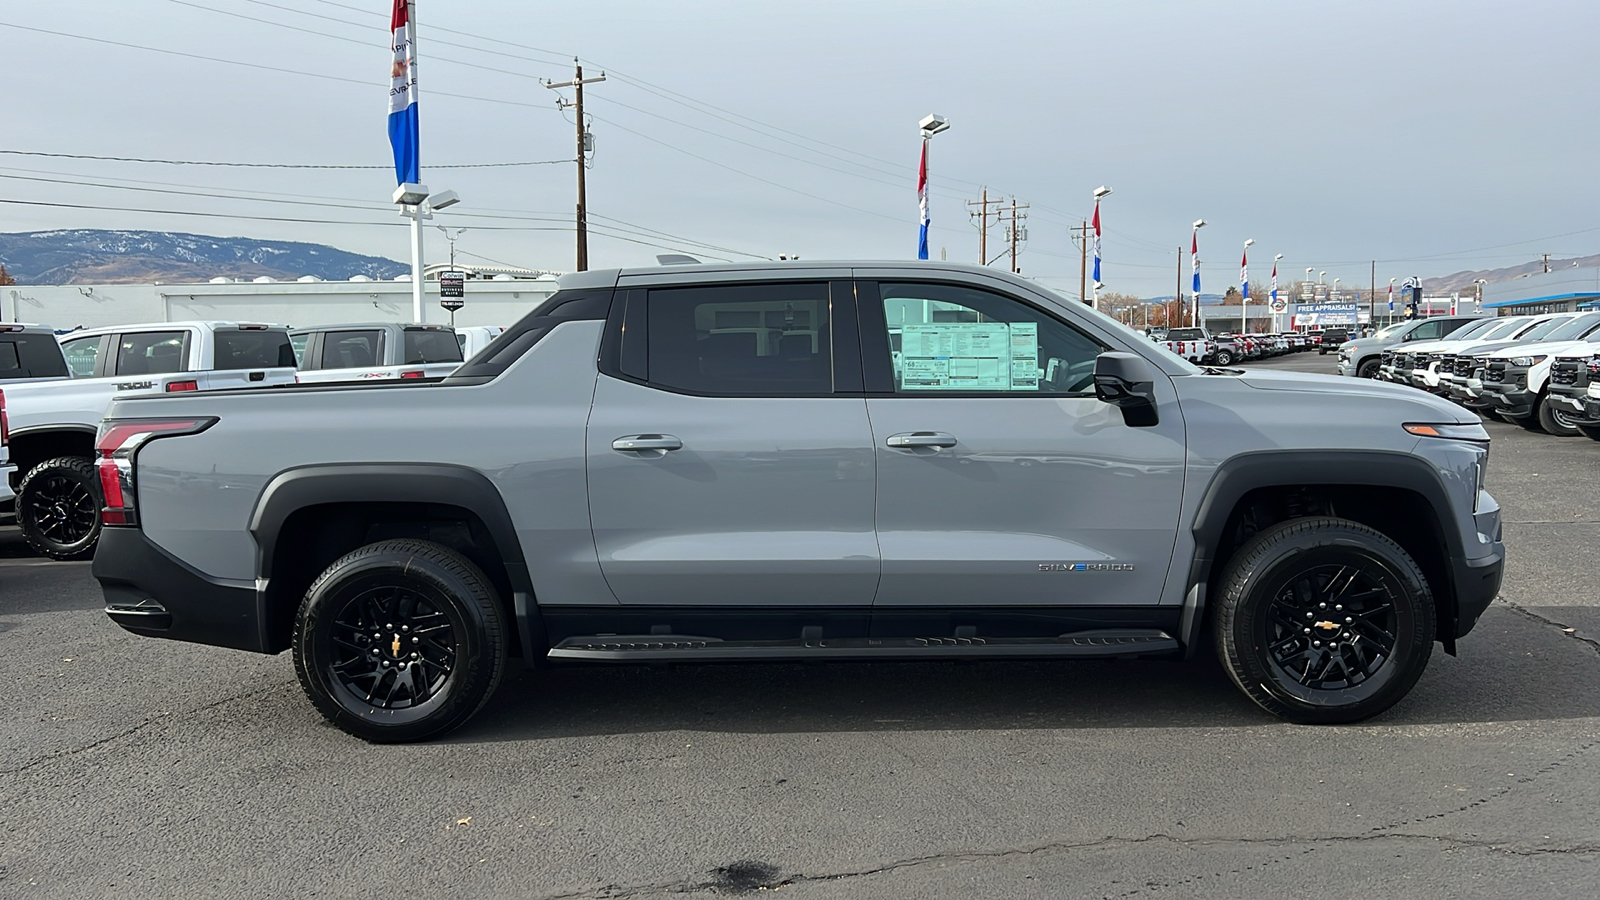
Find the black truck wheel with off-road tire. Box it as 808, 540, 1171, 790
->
15, 456, 102, 560
1213, 517, 1435, 724
1536, 394, 1581, 437
292, 539, 507, 743
1356, 359, 1380, 378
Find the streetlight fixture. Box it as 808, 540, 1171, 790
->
917, 114, 949, 261
1191, 219, 1206, 327
394, 184, 463, 323
1472, 277, 1489, 311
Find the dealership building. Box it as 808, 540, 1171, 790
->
1480, 265, 1600, 315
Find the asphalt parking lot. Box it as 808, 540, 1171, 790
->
3, 351, 1598, 899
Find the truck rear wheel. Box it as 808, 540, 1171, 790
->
292, 539, 507, 743
1213, 517, 1434, 724
15, 456, 102, 560
1213, 349, 1234, 366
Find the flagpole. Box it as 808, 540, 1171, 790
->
406, 1, 424, 323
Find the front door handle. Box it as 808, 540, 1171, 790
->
886, 431, 957, 449
612, 434, 683, 452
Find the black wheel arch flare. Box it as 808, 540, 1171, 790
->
1182, 450, 1471, 656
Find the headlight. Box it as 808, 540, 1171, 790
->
1404, 422, 1491, 442
1508, 355, 1547, 367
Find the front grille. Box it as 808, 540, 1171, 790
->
1483, 361, 1508, 384
1413, 352, 1432, 369
1380, 350, 1394, 365
1454, 356, 1477, 377
1552, 359, 1581, 385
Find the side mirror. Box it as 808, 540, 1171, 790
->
1093, 352, 1159, 427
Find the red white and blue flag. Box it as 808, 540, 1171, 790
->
916, 142, 929, 260
388, 0, 420, 185
1191, 231, 1201, 296
1240, 248, 1249, 300
1091, 201, 1103, 286
1270, 261, 1278, 305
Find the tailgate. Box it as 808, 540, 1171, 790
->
297, 362, 458, 383
193, 367, 298, 390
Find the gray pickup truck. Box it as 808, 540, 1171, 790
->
92, 262, 1504, 742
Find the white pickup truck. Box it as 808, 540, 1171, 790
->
1, 321, 297, 558
1, 323, 74, 508
290, 322, 464, 383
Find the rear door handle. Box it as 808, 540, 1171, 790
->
612, 434, 683, 452
886, 431, 957, 449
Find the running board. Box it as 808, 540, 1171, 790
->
547, 629, 1177, 662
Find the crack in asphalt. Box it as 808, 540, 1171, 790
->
1500, 598, 1600, 658
532, 833, 1600, 898
0, 681, 296, 776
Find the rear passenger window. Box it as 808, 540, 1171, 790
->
215, 330, 296, 370
646, 283, 832, 395
116, 331, 188, 376
289, 333, 311, 366
403, 329, 464, 364
321, 330, 382, 368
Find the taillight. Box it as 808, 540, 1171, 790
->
94, 417, 216, 526
399, 370, 425, 379
166, 380, 198, 392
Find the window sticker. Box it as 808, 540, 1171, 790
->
898, 322, 1040, 391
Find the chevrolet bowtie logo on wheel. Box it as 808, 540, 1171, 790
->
391, 634, 402, 656
1315, 621, 1340, 632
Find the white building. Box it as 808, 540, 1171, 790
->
2, 270, 559, 331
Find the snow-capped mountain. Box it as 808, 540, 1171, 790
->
0, 230, 408, 284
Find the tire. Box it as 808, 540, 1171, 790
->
1356, 359, 1381, 379
15, 456, 102, 560
1213, 517, 1435, 724
1578, 424, 1600, 442
292, 539, 508, 743
1536, 395, 1581, 437
1214, 350, 1234, 366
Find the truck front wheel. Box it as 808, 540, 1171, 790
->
16, 456, 102, 560
292, 539, 508, 743
1356, 359, 1381, 378
1213, 517, 1435, 724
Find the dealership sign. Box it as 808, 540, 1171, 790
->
1293, 302, 1359, 326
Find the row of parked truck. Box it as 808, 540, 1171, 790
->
1334, 312, 1600, 439
0, 319, 504, 559
1154, 327, 1329, 366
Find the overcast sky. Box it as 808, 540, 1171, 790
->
5, 0, 1598, 298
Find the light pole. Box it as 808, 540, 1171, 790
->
1191, 219, 1206, 328
1332, 277, 1341, 303
1271, 253, 1284, 330
1473, 278, 1489, 312
1091, 185, 1111, 311
1241, 238, 1254, 335
917, 114, 949, 260
1388, 277, 1397, 323
393, 184, 461, 324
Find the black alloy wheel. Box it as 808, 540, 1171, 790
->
16, 456, 102, 560
1214, 517, 1434, 724
293, 539, 507, 743
1357, 359, 1381, 378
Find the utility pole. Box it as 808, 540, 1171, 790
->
1370, 260, 1376, 332
1175, 247, 1183, 327
546, 61, 606, 271
1005, 199, 1029, 274
966, 189, 1004, 266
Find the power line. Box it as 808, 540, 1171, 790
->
0, 149, 570, 170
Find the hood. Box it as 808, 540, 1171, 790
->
1486, 340, 1596, 361
1233, 368, 1473, 421
1454, 338, 1549, 358
1397, 338, 1476, 354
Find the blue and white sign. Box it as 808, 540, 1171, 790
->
1293, 302, 1359, 326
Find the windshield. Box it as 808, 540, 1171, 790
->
1479, 318, 1526, 340
1446, 318, 1500, 341
1166, 328, 1205, 341
1373, 322, 1410, 339
1517, 316, 1577, 342
1541, 311, 1600, 342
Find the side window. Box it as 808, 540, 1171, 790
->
0, 342, 20, 374
116, 331, 189, 376
321, 330, 383, 368
646, 282, 832, 395
289, 333, 311, 366
1409, 321, 1443, 340
60, 336, 102, 378
878, 282, 1105, 394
